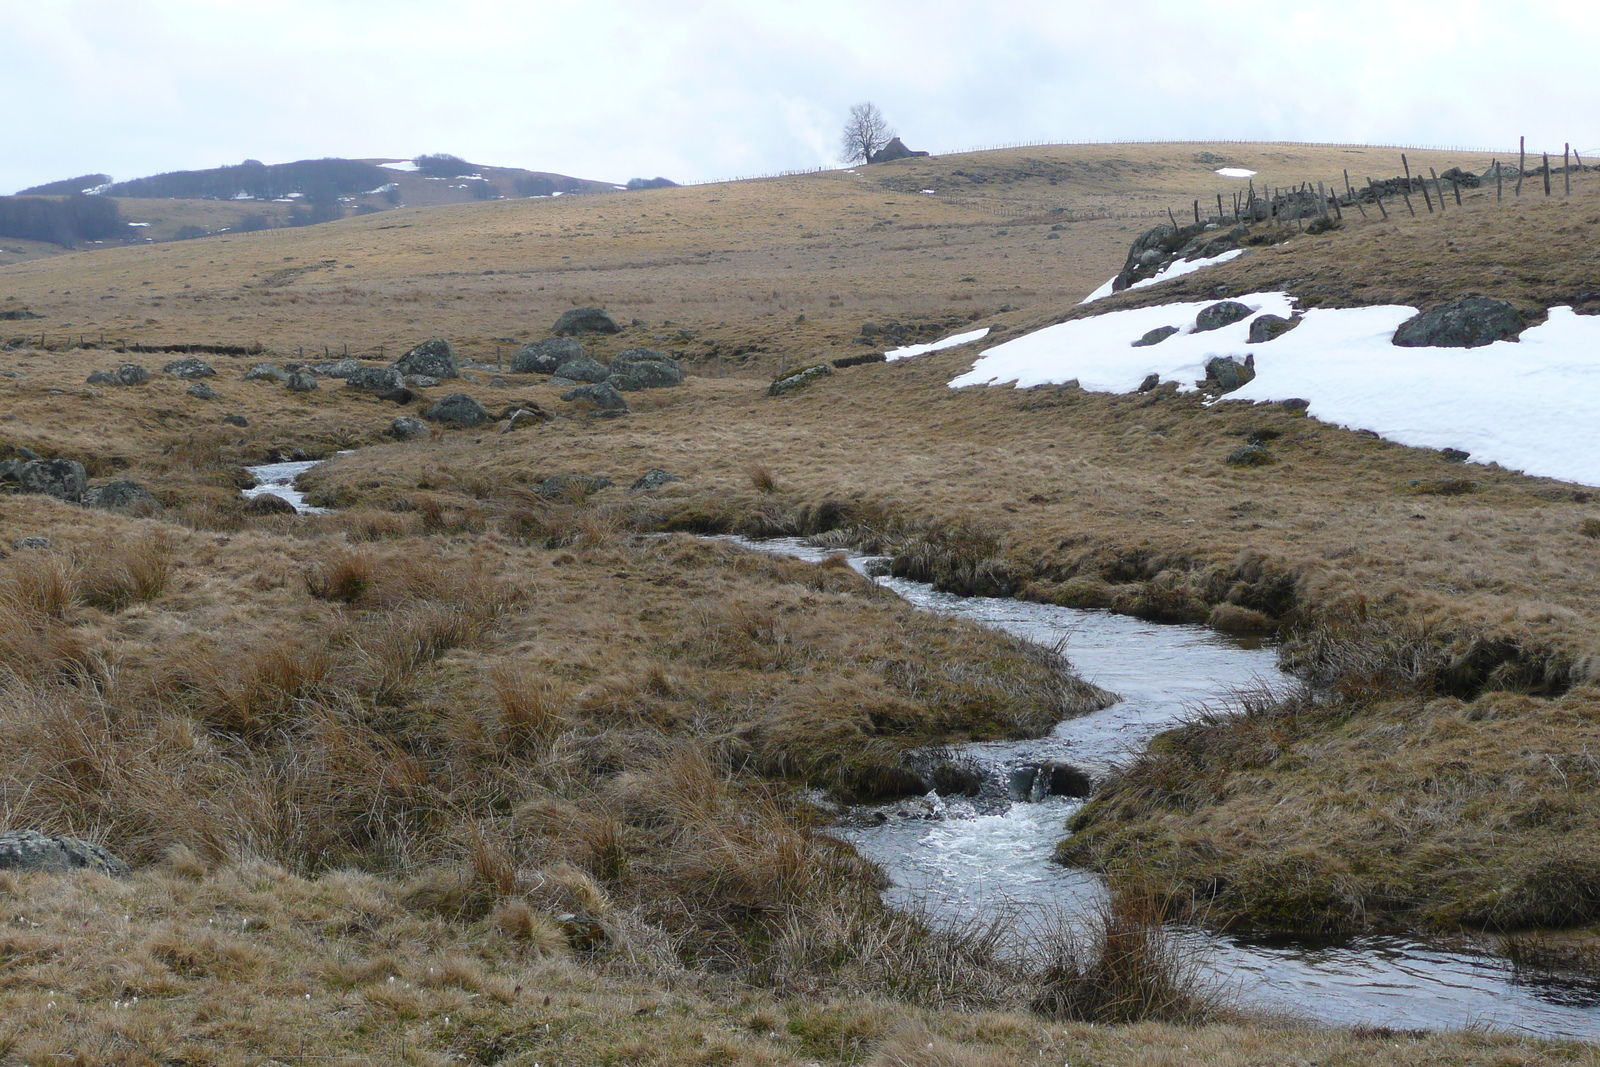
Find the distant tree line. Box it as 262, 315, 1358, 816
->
0, 195, 124, 246
413, 153, 475, 178
626, 177, 677, 190
16, 173, 111, 196
106, 158, 388, 200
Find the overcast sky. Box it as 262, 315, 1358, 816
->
4, 1, 1598, 193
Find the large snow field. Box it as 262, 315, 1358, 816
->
949, 294, 1600, 486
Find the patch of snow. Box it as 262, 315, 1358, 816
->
552, 191, 563, 197
921, 189, 936, 194
950, 296, 1600, 486
83, 183, 112, 196
613, 186, 628, 191
284, 192, 304, 198
365, 183, 399, 195
1081, 249, 1245, 305
126, 222, 150, 227
232, 191, 254, 200
381, 161, 418, 172
885, 326, 992, 362
1216, 167, 1257, 178
272, 198, 294, 203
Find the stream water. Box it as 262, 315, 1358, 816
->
243, 458, 337, 513
730, 536, 1600, 1040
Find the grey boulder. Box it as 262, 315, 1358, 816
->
162, 357, 215, 379
186, 382, 217, 400
1392, 297, 1524, 348
629, 468, 679, 492
561, 381, 629, 412
83, 479, 159, 513
1131, 326, 1179, 348
511, 337, 584, 375
18, 458, 87, 502
1248, 314, 1300, 344
768, 364, 833, 395
325, 358, 361, 378
0, 830, 128, 876
1194, 302, 1253, 333
344, 366, 413, 403
222, 414, 249, 427
537, 474, 614, 499
390, 416, 430, 440
608, 348, 684, 388
286, 369, 318, 392
394, 339, 459, 379
244, 362, 288, 382
424, 393, 490, 427
553, 355, 611, 384
1203, 355, 1255, 393
553, 307, 622, 336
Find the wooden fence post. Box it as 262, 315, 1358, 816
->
1495, 159, 1502, 201
1193, 199, 1200, 224
1565, 144, 1571, 196
1429, 168, 1445, 213
1419, 171, 1434, 213
1516, 136, 1525, 197
1367, 178, 1389, 219
1544, 153, 1552, 196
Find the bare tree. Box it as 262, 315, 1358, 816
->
840, 102, 894, 164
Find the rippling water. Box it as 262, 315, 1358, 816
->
729, 536, 1600, 1040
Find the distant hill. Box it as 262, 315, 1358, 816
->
104, 158, 387, 201
17, 174, 111, 196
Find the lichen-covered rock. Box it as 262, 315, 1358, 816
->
344, 366, 413, 403
186, 382, 217, 400
511, 337, 584, 374
1226, 443, 1275, 467
390, 416, 430, 440
629, 468, 679, 492
325, 358, 361, 378
162, 357, 215, 379
1392, 297, 1524, 348
768, 364, 833, 396
1194, 301, 1253, 333
608, 348, 684, 387
17, 458, 87, 501
286, 369, 318, 392
0, 829, 128, 876
244, 362, 288, 382
1248, 314, 1300, 343
393, 339, 459, 379
1203, 355, 1255, 393
537, 474, 614, 500
423, 393, 489, 428
222, 414, 249, 427
83, 479, 159, 513
1131, 326, 1179, 348
561, 380, 629, 412
553, 307, 622, 336
553, 355, 611, 384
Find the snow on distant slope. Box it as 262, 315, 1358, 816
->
381, 161, 419, 172
1081, 249, 1245, 304
951, 295, 1600, 486
1216, 167, 1257, 178
885, 326, 991, 361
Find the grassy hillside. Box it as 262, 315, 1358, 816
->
4, 140, 1600, 1062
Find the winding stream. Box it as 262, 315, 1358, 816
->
731, 537, 1600, 1040
243, 459, 329, 513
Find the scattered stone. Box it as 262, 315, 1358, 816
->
1226, 443, 1275, 467
1194, 301, 1253, 333
390, 416, 430, 440
1393, 297, 1524, 348
1355, 429, 1380, 439
1280, 398, 1310, 412
423, 393, 490, 428
403, 374, 441, 388
393, 339, 459, 379
85, 371, 113, 384
222, 414, 249, 427
244, 362, 288, 382
1039, 762, 1094, 798
1442, 448, 1471, 463
500, 408, 547, 433
553, 307, 622, 336
1137, 373, 1161, 393
553, 354, 611, 384
608, 348, 684, 388
83, 480, 159, 512
1245, 428, 1282, 445
629, 468, 679, 492
547, 376, 578, 389
325, 358, 361, 378
1248, 314, 1300, 344
12, 536, 50, 549
768, 363, 833, 396
511, 337, 584, 374
0, 830, 128, 877
161, 357, 215, 379
1132, 326, 1179, 348
561, 381, 629, 412
17, 458, 87, 501
186, 382, 217, 400
537, 474, 614, 500
245, 493, 298, 515
496, 401, 553, 423
286, 369, 318, 392
488, 375, 508, 388
460, 372, 479, 383
344, 366, 413, 403
1203, 354, 1255, 393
